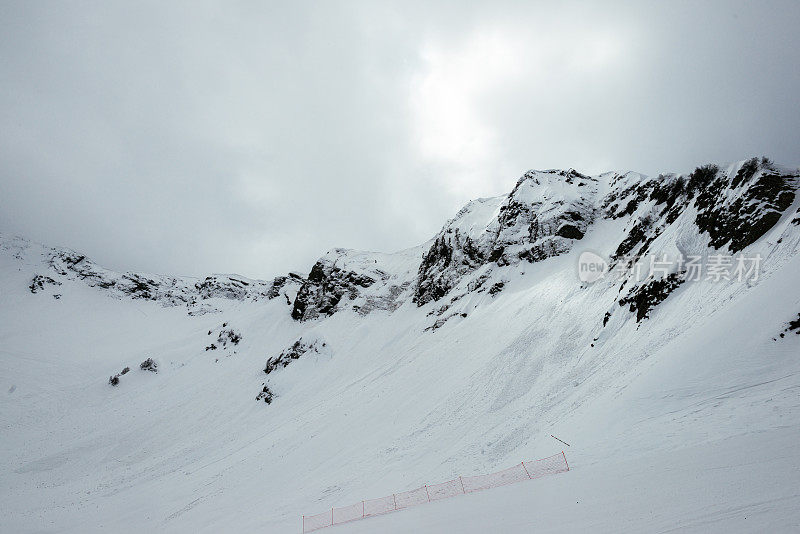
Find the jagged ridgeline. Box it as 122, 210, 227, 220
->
20, 158, 799, 333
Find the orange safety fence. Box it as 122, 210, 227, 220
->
301, 451, 569, 533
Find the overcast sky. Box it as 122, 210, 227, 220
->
1, 1, 799, 279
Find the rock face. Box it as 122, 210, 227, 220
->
264, 337, 327, 374
291, 254, 376, 321
11, 157, 799, 333
693, 158, 797, 253
29, 246, 302, 314
619, 273, 686, 322
600, 159, 798, 325
604, 159, 798, 263
290, 248, 416, 321
414, 169, 597, 305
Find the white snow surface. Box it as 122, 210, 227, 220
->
1, 163, 800, 533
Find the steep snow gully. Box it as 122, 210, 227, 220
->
1, 158, 799, 533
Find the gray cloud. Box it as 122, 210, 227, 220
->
1, 1, 799, 279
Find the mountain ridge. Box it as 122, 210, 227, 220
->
2, 156, 800, 532
9, 157, 797, 328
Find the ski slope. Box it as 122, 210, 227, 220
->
1, 161, 799, 533
320, 249, 800, 533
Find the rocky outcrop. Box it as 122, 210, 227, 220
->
605, 159, 798, 265
289, 248, 415, 321
414, 230, 486, 306
139, 358, 157, 372
36, 247, 302, 314
777, 312, 800, 338
264, 338, 327, 374
414, 169, 596, 306
256, 384, 274, 404
205, 324, 242, 353
29, 275, 61, 293
619, 273, 686, 322
13, 157, 798, 333
291, 256, 376, 321
692, 158, 797, 253
108, 365, 132, 386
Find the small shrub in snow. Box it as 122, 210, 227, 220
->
139, 358, 157, 372
108, 374, 120, 386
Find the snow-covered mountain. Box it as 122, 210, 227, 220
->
2, 157, 799, 533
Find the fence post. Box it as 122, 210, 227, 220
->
393, 493, 397, 510
562, 450, 569, 471
459, 476, 466, 493
425, 484, 430, 501
362, 500, 365, 518
302, 515, 304, 534
521, 461, 531, 479
331, 507, 334, 525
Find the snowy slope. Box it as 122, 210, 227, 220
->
1, 157, 799, 533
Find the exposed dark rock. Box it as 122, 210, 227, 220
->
693, 161, 798, 253
266, 276, 290, 299
424, 316, 450, 332
687, 164, 720, 198
606, 160, 797, 279
424, 309, 470, 332
612, 215, 657, 262
256, 384, 274, 404
414, 170, 596, 305
488, 281, 505, 296
517, 240, 572, 263
218, 329, 241, 346
291, 258, 377, 321
730, 157, 759, 189
206, 329, 241, 353
109, 364, 133, 385
264, 338, 325, 374
415, 231, 485, 306
649, 174, 690, 224
44, 248, 296, 312
602, 177, 651, 219
780, 313, 800, 336
29, 275, 61, 294
556, 224, 584, 240
619, 273, 685, 322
